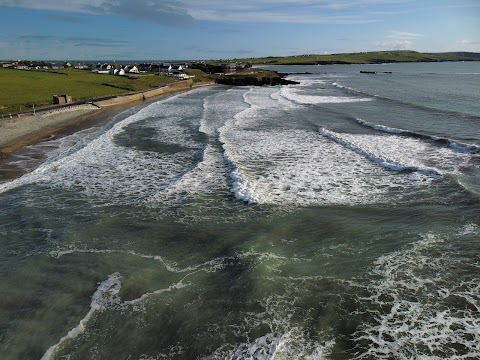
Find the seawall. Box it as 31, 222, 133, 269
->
93, 79, 194, 107
0, 79, 200, 154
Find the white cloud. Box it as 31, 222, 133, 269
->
183, 0, 414, 23
372, 29, 423, 50
187, 8, 377, 24
458, 39, 480, 46
374, 39, 413, 50
387, 30, 423, 40
0, 0, 194, 25
0, 0, 414, 25
457, 39, 480, 51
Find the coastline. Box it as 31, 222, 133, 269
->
0, 80, 215, 183
0, 79, 214, 154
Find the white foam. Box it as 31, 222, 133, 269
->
217, 86, 438, 206
199, 88, 248, 137
148, 144, 231, 206
204, 332, 335, 360
146, 88, 252, 211
202, 262, 337, 360
322, 128, 475, 177
270, 88, 302, 109
43, 246, 339, 358
457, 223, 479, 236
49, 245, 236, 275
41, 273, 122, 360
320, 128, 443, 177
354, 232, 480, 359
356, 118, 480, 154
355, 117, 407, 134
280, 86, 372, 105
0, 91, 207, 205
220, 88, 362, 205
222, 127, 434, 206
40, 270, 197, 358
295, 79, 329, 87
49, 247, 119, 259
331, 82, 350, 91
237, 251, 309, 264
123, 279, 188, 308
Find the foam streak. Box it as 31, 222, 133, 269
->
319, 128, 442, 177
41, 273, 122, 360
356, 118, 480, 154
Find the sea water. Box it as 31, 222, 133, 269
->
0, 62, 479, 359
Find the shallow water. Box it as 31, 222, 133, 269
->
0, 62, 479, 359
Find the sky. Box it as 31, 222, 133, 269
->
0, 0, 479, 60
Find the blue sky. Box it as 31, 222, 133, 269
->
0, 0, 479, 60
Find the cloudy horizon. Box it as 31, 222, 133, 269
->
0, 0, 479, 60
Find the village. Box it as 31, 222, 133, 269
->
0, 59, 263, 117
0, 60, 253, 78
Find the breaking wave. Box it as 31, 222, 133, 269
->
355, 118, 480, 154
353, 229, 480, 359
319, 128, 442, 177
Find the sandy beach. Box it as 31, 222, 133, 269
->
0, 79, 214, 183
0, 105, 102, 153
0, 79, 210, 154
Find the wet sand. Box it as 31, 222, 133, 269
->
0, 79, 212, 154
0, 81, 215, 183
0, 105, 102, 154
0, 105, 134, 183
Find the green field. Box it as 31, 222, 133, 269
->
0, 68, 176, 116
2, 50, 478, 116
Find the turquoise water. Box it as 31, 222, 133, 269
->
0, 62, 479, 359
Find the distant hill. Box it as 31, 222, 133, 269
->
215, 50, 480, 65
435, 52, 480, 59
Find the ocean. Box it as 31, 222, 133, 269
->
0, 61, 479, 359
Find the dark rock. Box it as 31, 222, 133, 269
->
215, 71, 300, 86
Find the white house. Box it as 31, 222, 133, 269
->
160, 64, 172, 73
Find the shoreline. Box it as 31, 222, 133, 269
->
0, 80, 215, 183
0, 79, 214, 154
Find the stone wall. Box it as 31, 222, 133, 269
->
93, 79, 193, 107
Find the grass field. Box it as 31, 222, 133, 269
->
2, 50, 478, 116
0, 68, 176, 116
218, 50, 480, 65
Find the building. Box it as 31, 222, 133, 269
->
128, 66, 139, 74
222, 63, 238, 73
138, 63, 151, 72
53, 94, 73, 105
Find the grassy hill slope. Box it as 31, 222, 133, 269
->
220, 50, 480, 65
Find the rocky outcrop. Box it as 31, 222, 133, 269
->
216, 71, 299, 86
